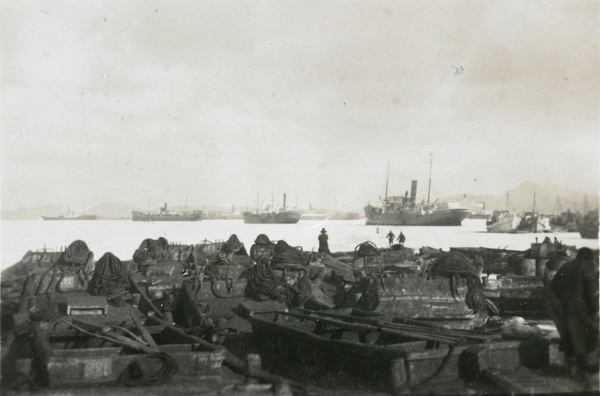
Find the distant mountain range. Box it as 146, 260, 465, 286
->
2, 182, 598, 220
445, 182, 598, 214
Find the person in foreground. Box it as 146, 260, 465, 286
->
318, 228, 330, 254
550, 247, 599, 390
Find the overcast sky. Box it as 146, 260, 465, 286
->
2, 0, 598, 212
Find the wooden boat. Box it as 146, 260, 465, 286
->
516, 212, 552, 233
549, 210, 579, 233
483, 276, 550, 319
246, 308, 503, 392
578, 209, 599, 239
486, 210, 521, 233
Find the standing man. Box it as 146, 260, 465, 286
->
550, 247, 599, 387
318, 228, 331, 254
386, 230, 395, 246
397, 232, 406, 247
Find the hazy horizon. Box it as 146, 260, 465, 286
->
3, 179, 598, 218
2, 1, 599, 214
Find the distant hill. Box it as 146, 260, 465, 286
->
445, 182, 599, 214
86, 203, 140, 219
1, 205, 62, 220
1, 203, 140, 220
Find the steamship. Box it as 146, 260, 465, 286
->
243, 193, 301, 224
364, 161, 469, 226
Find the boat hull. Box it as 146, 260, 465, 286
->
248, 311, 468, 391
486, 214, 521, 233
364, 207, 468, 226
517, 213, 551, 233
578, 209, 599, 239
132, 211, 202, 221
242, 212, 301, 224
42, 215, 97, 220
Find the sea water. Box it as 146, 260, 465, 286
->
1, 218, 598, 271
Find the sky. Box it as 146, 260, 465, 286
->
1, 0, 599, 213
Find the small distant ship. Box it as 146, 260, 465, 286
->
328, 211, 360, 220
578, 209, 599, 239
132, 203, 203, 222
515, 192, 551, 233
549, 211, 579, 233
516, 211, 551, 233
300, 208, 328, 220
41, 214, 98, 221
467, 211, 492, 220
486, 210, 521, 233
243, 193, 301, 224
41, 206, 97, 221
363, 160, 469, 226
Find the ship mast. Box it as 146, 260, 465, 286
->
384, 161, 390, 201
427, 153, 432, 205
532, 191, 536, 213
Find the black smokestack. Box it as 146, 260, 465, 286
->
410, 180, 418, 201
283, 193, 287, 210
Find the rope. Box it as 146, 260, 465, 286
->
354, 241, 381, 257
119, 353, 178, 386
465, 275, 487, 314
408, 344, 456, 392
59, 240, 91, 266
429, 252, 491, 314
243, 261, 292, 304
271, 241, 307, 266
208, 271, 235, 298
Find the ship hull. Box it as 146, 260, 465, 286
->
42, 215, 97, 220
132, 211, 202, 222
578, 209, 599, 239
364, 207, 468, 226
243, 212, 301, 224
486, 214, 521, 233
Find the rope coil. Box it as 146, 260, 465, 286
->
119, 352, 178, 386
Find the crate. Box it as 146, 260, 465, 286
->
39, 343, 223, 387
65, 295, 108, 315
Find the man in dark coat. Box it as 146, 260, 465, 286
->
550, 247, 599, 382
318, 228, 330, 254
397, 232, 406, 247
386, 230, 395, 246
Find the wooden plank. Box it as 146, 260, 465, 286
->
258, 311, 460, 344
300, 309, 498, 343
71, 319, 110, 333
129, 275, 164, 319
482, 367, 585, 394
61, 319, 156, 353
129, 311, 159, 352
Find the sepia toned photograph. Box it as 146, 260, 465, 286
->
1, 1, 598, 395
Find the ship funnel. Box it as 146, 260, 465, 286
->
410, 180, 418, 201
283, 193, 287, 210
